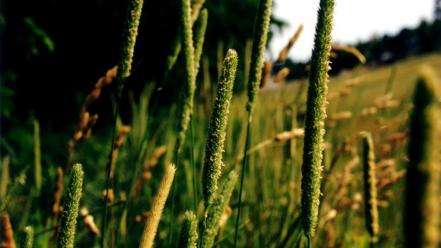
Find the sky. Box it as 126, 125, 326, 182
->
270, 0, 436, 62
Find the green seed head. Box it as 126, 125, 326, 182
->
193, 9, 208, 78
178, 211, 199, 248
117, 0, 145, 94
301, 0, 335, 239
202, 171, 238, 248
202, 49, 238, 204
177, 0, 197, 153
57, 163, 84, 248
246, 0, 273, 114
360, 132, 380, 242
404, 67, 440, 248
21, 226, 34, 248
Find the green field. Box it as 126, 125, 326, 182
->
1, 52, 440, 247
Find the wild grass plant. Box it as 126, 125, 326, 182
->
404, 67, 440, 248
56, 164, 84, 248
301, 0, 335, 240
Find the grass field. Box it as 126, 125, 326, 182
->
1, 52, 440, 247
1, 0, 440, 245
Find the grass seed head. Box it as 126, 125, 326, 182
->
178, 211, 199, 248
202, 49, 238, 204
404, 67, 440, 248
301, 0, 335, 239
57, 163, 84, 248
246, 0, 273, 114
360, 132, 380, 242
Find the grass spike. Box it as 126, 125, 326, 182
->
202, 171, 238, 248
404, 67, 440, 248
234, 1, 272, 246
246, 0, 272, 114
164, 0, 205, 81
193, 9, 208, 78
178, 211, 199, 248
360, 132, 380, 243
202, 49, 238, 204
20, 226, 34, 248
176, 0, 197, 153
117, 0, 144, 94
301, 0, 335, 239
139, 164, 176, 248
57, 163, 84, 248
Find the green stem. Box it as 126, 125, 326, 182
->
233, 117, 251, 248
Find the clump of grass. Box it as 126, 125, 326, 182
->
202, 49, 238, 204
139, 164, 176, 248
176, 0, 197, 153
360, 132, 379, 243
301, 0, 335, 239
404, 67, 440, 248
178, 211, 199, 248
20, 226, 34, 248
57, 163, 84, 248
202, 171, 238, 248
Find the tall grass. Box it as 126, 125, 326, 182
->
234, 0, 272, 246
21, 226, 34, 248
404, 67, 440, 248
360, 132, 379, 243
176, 0, 197, 153
139, 164, 176, 248
178, 211, 198, 248
301, 0, 335, 240
57, 163, 84, 248
202, 49, 238, 204
102, 0, 145, 243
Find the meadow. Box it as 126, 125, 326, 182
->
1, 0, 441, 247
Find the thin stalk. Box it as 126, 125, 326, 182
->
234, 119, 251, 248
102, 0, 145, 246
234, 0, 272, 246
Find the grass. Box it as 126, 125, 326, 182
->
1, 0, 441, 246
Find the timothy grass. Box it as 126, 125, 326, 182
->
139, 164, 176, 248
301, 0, 335, 239
202, 49, 238, 204
360, 132, 379, 243
57, 163, 84, 248
404, 67, 440, 248
2, 0, 441, 247
178, 211, 198, 248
